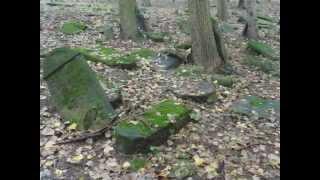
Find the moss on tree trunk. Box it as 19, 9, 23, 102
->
119, 0, 139, 40
189, 0, 223, 73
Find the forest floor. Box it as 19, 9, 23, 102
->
40, 0, 280, 179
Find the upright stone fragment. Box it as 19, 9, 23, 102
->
114, 99, 191, 154
43, 48, 115, 130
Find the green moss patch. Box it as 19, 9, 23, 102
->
247, 40, 278, 60
129, 158, 148, 172
230, 96, 280, 119
212, 74, 234, 87
145, 32, 168, 42
114, 99, 191, 154
61, 21, 87, 34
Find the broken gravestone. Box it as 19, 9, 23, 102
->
43, 48, 115, 130
74, 47, 155, 69
114, 99, 192, 154
169, 80, 217, 104
230, 96, 280, 120
247, 40, 278, 60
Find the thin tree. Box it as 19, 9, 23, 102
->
119, 0, 139, 40
217, 0, 228, 21
189, 0, 224, 72
238, 0, 245, 9
242, 0, 258, 39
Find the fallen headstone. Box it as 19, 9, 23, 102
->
170, 80, 217, 104
43, 48, 115, 130
247, 40, 278, 60
114, 99, 192, 154
230, 96, 280, 120
75, 47, 155, 69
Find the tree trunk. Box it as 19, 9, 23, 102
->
217, 0, 228, 21
142, 0, 151, 7
242, 0, 258, 39
238, 0, 245, 9
119, 0, 139, 40
189, 0, 223, 73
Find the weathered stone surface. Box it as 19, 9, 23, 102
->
243, 55, 278, 75
231, 96, 280, 120
247, 40, 278, 60
61, 21, 87, 34
75, 47, 155, 69
114, 99, 191, 154
170, 80, 217, 104
153, 54, 183, 70
43, 48, 115, 130
98, 76, 122, 109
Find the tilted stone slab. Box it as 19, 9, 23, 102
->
114, 99, 192, 154
230, 96, 280, 120
247, 40, 278, 60
43, 48, 115, 130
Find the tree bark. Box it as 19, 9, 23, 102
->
119, 0, 139, 40
242, 0, 258, 39
217, 0, 228, 21
189, 0, 223, 73
142, 0, 151, 7
238, 0, 245, 9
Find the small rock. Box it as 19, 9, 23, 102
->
41, 127, 55, 136
40, 169, 53, 180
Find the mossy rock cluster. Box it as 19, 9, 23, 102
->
114, 99, 192, 154
74, 47, 155, 69
230, 96, 280, 120
243, 55, 279, 75
43, 48, 115, 130
247, 40, 278, 60
61, 21, 87, 34
145, 32, 168, 42
212, 74, 234, 87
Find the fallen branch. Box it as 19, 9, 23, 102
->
55, 112, 120, 145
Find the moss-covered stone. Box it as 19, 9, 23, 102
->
61, 21, 87, 34
175, 43, 192, 50
176, 17, 191, 35
145, 32, 168, 42
230, 96, 280, 120
212, 74, 234, 87
243, 55, 275, 74
257, 15, 275, 23
247, 40, 278, 60
43, 48, 115, 130
114, 99, 191, 154
74, 47, 155, 69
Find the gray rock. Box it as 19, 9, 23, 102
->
40, 169, 53, 180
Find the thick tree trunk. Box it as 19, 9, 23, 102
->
242, 0, 258, 39
119, 0, 139, 40
142, 0, 151, 7
217, 0, 228, 21
189, 0, 223, 73
238, 0, 245, 9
